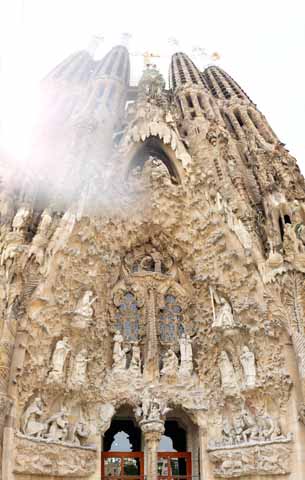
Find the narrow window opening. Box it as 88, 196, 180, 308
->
234, 109, 244, 127
197, 95, 204, 110
190, 111, 196, 119
279, 216, 285, 241
186, 95, 194, 109
284, 214, 291, 224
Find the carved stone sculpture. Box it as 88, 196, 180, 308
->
112, 330, 127, 371
179, 333, 193, 376
160, 349, 178, 377
213, 297, 236, 330
240, 346, 256, 389
70, 348, 89, 387
218, 351, 239, 396
45, 408, 69, 442
72, 290, 96, 329
20, 397, 46, 438
129, 343, 141, 374
48, 337, 71, 383
70, 420, 90, 446
14, 436, 97, 477
208, 443, 292, 477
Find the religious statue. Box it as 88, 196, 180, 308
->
129, 344, 141, 374
48, 337, 71, 383
70, 349, 89, 387
212, 296, 236, 330
112, 330, 127, 371
179, 333, 193, 376
160, 349, 178, 377
20, 397, 46, 438
240, 346, 256, 389
70, 420, 90, 446
218, 351, 239, 396
72, 290, 97, 328
45, 408, 69, 442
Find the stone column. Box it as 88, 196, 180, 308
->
140, 420, 164, 480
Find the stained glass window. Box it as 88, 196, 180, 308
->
159, 295, 183, 342
115, 292, 141, 341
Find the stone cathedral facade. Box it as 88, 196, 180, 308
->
1, 44, 305, 480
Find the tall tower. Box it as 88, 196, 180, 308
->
1, 43, 305, 480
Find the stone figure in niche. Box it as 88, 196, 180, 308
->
70, 349, 89, 387
48, 337, 71, 383
112, 330, 127, 371
71, 420, 90, 446
240, 346, 256, 389
21, 397, 46, 438
45, 408, 69, 442
179, 333, 193, 376
129, 343, 141, 373
218, 351, 239, 396
213, 297, 235, 330
72, 290, 97, 328
161, 349, 178, 377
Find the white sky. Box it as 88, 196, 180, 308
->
0, 0, 304, 173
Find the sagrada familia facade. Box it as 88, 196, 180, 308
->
0, 42, 305, 480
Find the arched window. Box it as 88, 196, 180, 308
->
159, 295, 183, 342
115, 292, 141, 341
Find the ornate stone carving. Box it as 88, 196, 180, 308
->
160, 348, 178, 377
218, 351, 239, 396
44, 408, 69, 442
70, 348, 89, 387
112, 330, 128, 371
179, 333, 193, 376
72, 290, 96, 329
239, 346, 256, 389
14, 435, 96, 477
20, 397, 46, 438
208, 442, 292, 477
48, 337, 71, 383
129, 343, 142, 374
209, 410, 287, 449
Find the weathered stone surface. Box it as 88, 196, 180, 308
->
14, 436, 96, 477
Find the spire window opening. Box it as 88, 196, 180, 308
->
184, 59, 198, 84
176, 97, 184, 118
186, 95, 194, 109
176, 58, 186, 84
204, 72, 218, 98
234, 109, 244, 127
222, 111, 238, 138
197, 95, 204, 110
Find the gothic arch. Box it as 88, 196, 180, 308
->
125, 136, 183, 184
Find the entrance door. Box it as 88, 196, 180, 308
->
158, 452, 192, 480
102, 452, 144, 480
